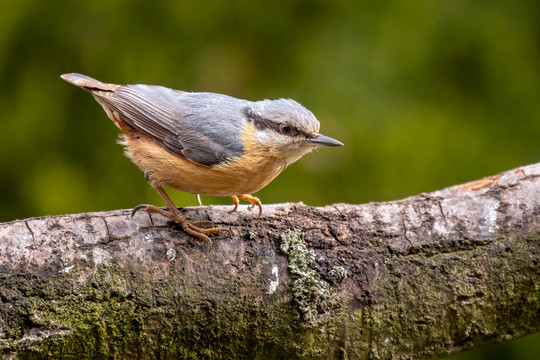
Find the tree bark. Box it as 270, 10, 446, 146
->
1, 163, 539, 360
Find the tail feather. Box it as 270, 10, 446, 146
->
61, 73, 131, 132
60, 73, 118, 92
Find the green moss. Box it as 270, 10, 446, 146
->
2, 230, 355, 358
527, 281, 540, 304
9, 227, 535, 358
6, 260, 350, 359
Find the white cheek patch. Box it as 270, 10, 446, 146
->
255, 130, 287, 147
253, 129, 316, 165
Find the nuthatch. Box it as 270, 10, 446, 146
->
61, 73, 343, 247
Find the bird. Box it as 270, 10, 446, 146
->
61, 73, 343, 248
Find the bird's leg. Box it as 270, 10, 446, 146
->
196, 194, 203, 206
238, 194, 263, 218
229, 195, 240, 214
132, 186, 231, 249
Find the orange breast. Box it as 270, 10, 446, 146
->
121, 124, 288, 196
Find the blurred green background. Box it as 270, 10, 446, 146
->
0, 0, 538, 358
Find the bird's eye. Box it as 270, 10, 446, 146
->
280, 124, 292, 134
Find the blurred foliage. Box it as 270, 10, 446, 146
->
0, 0, 538, 358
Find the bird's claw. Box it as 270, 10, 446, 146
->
131, 204, 231, 251
131, 204, 152, 218
229, 195, 240, 214
228, 194, 262, 218
238, 194, 263, 218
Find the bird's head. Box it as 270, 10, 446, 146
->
243, 99, 343, 165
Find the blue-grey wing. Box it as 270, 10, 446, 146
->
92, 84, 247, 166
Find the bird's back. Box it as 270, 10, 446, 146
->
62, 73, 249, 166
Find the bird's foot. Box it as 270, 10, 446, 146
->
238, 194, 263, 218
228, 194, 262, 218
132, 204, 231, 250
228, 195, 240, 214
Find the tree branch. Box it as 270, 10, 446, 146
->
1, 163, 539, 359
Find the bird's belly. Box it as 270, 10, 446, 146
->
169, 164, 281, 196
124, 136, 285, 196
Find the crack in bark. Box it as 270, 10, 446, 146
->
24, 220, 35, 244
148, 213, 156, 227
436, 200, 449, 227
401, 217, 413, 247
326, 224, 341, 243
102, 217, 111, 240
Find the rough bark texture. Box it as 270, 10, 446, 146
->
0, 163, 539, 360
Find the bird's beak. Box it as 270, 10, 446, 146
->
307, 133, 344, 147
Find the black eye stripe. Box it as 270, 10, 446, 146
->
243, 107, 274, 131
243, 107, 303, 137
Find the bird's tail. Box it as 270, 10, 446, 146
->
60, 73, 119, 92
61, 73, 132, 132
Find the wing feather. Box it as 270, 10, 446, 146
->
91, 84, 246, 166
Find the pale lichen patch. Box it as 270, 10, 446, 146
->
280, 229, 336, 322
166, 248, 176, 261
329, 266, 348, 283
433, 220, 449, 235
478, 198, 500, 239
267, 265, 279, 294
59, 265, 75, 274
142, 233, 154, 244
